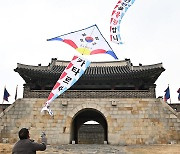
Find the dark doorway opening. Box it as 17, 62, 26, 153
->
70, 108, 108, 144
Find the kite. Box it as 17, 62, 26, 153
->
42, 25, 118, 115
41, 55, 91, 115
177, 88, 180, 101
47, 24, 118, 60
110, 0, 136, 44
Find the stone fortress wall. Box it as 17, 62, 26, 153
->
0, 98, 179, 145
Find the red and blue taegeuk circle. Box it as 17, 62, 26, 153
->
85, 36, 93, 43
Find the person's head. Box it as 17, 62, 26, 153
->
18, 128, 29, 140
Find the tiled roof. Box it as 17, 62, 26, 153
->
14, 58, 165, 87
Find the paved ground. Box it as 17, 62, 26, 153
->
38, 144, 127, 154
1, 143, 180, 154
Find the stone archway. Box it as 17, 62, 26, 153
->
70, 108, 108, 144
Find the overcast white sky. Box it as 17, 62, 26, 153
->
0, 0, 180, 104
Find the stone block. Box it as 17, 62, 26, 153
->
131, 110, 139, 115
111, 101, 117, 106
170, 114, 177, 119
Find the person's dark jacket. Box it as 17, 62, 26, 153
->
12, 139, 46, 154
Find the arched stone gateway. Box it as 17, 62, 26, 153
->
70, 108, 108, 144
1, 59, 180, 145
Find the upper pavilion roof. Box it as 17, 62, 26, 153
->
14, 58, 165, 90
